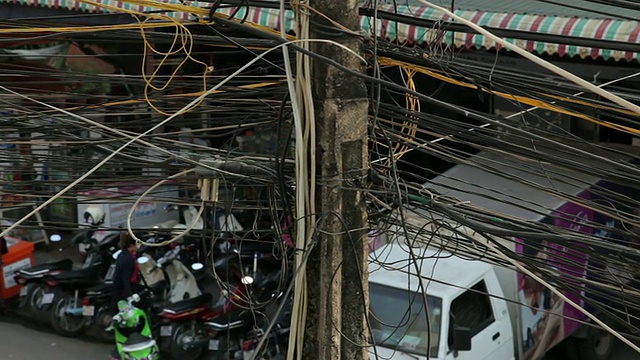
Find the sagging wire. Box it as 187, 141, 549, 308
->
416, 0, 640, 117
126, 168, 206, 246
0, 37, 333, 238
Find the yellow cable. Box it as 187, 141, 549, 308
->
378, 57, 640, 136
10, 0, 633, 135
70, 0, 212, 116
386, 66, 419, 168
0, 22, 174, 34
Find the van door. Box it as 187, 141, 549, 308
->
444, 279, 514, 360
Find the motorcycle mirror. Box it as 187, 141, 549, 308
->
50, 234, 62, 243
191, 262, 204, 271
112, 249, 122, 260
241, 276, 254, 285
193, 217, 205, 230
137, 256, 150, 265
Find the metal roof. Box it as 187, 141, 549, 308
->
385, 0, 640, 19
5, 0, 640, 61
368, 242, 494, 299
424, 150, 603, 222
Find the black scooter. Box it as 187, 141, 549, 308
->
14, 230, 117, 321
41, 231, 120, 336
81, 233, 172, 343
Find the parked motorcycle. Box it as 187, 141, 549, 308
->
14, 234, 73, 317
83, 239, 203, 342
157, 277, 251, 360
108, 291, 160, 360
157, 259, 283, 360
205, 269, 285, 360
237, 297, 292, 360
248, 327, 290, 360
43, 231, 120, 336
78, 248, 131, 343
139, 243, 203, 303
14, 206, 113, 320
16, 230, 117, 324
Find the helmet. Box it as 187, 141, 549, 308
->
83, 206, 105, 225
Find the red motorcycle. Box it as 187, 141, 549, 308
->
156, 275, 254, 360
157, 246, 285, 360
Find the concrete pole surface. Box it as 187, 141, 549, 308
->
303, 0, 370, 359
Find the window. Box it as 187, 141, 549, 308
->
369, 283, 443, 358
448, 280, 494, 347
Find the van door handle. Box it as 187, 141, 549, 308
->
492, 332, 500, 341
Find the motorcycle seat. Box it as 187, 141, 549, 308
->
85, 282, 112, 296
162, 292, 213, 314
19, 259, 73, 276
204, 309, 252, 331
150, 300, 168, 314
49, 266, 100, 282
122, 332, 156, 352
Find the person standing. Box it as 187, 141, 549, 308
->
111, 231, 140, 312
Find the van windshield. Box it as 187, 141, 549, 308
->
369, 283, 443, 358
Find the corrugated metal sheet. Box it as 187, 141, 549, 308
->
383, 0, 640, 19
362, 4, 640, 61
3, 0, 640, 62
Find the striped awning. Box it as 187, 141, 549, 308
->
3, 0, 640, 62
363, 5, 640, 62
3, 0, 212, 19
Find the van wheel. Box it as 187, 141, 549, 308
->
546, 337, 580, 360
577, 327, 614, 360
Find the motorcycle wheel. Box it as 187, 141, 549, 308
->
50, 292, 87, 337
27, 284, 54, 321
94, 305, 114, 343
169, 323, 205, 360
213, 335, 239, 360
17, 283, 34, 312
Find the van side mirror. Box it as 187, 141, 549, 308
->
451, 326, 472, 352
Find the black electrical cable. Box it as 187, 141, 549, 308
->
532, 0, 640, 21
209, 15, 640, 183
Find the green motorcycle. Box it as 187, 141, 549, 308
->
107, 292, 159, 360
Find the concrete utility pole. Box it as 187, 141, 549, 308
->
303, 0, 370, 359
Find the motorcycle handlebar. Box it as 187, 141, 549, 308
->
236, 251, 276, 261
58, 240, 81, 252
158, 246, 181, 266
129, 293, 141, 304
111, 292, 145, 321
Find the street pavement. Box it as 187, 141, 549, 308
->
0, 236, 112, 359
1, 300, 640, 360
0, 313, 112, 359
1, 311, 639, 360
611, 341, 640, 360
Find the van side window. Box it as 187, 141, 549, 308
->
448, 280, 494, 346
